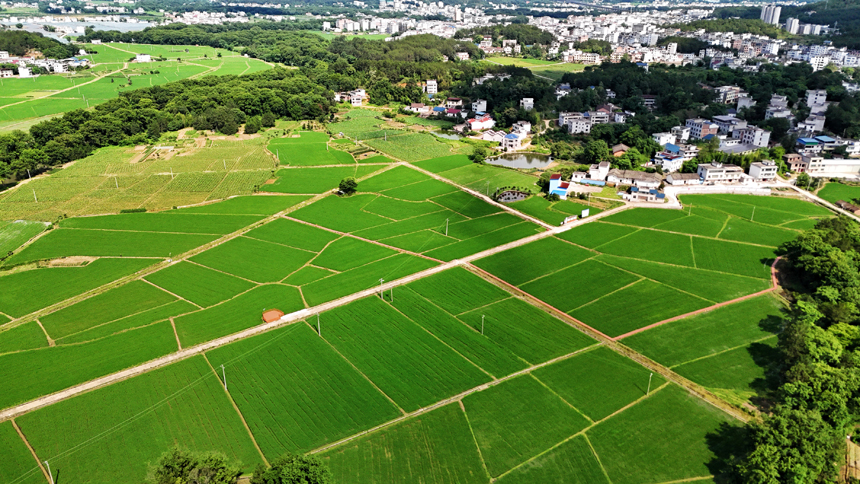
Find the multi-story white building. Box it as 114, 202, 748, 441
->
520, 98, 534, 111
425, 79, 437, 95
761, 4, 781, 25
806, 89, 827, 107
735, 127, 771, 148
749, 160, 778, 181
472, 99, 487, 112
698, 162, 745, 184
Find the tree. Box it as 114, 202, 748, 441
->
339, 176, 357, 195
261, 112, 277, 128
244, 116, 262, 135
251, 454, 331, 484
581, 139, 610, 165
469, 145, 489, 164
149, 448, 241, 484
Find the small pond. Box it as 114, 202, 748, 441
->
432, 132, 461, 140
486, 153, 553, 169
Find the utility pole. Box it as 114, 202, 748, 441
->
751, 206, 755, 222
647, 373, 653, 395
379, 278, 384, 298
170, 167, 174, 180
221, 364, 227, 391
115, 176, 119, 188
32, 189, 37, 203
27, 169, 31, 179
481, 315, 485, 335
317, 314, 321, 337
223, 159, 227, 170
45, 461, 54, 484
445, 218, 449, 236
390, 286, 393, 302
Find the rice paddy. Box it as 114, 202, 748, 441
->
0, 143, 830, 484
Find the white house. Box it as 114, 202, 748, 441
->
501, 132, 522, 151
697, 162, 744, 184
455, 52, 470, 61
734, 127, 771, 148
749, 160, 778, 181
482, 130, 506, 143
349, 89, 365, 106
50, 63, 67, 73
671, 126, 691, 142
472, 99, 487, 112
589, 161, 611, 181
425, 79, 437, 95
407, 103, 430, 114
652, 132, 675, 146
467, 114, 495, 131
511, 120, 531, 135
520, 98, 534, 111
0, 69, 13, 78
18, 67, 34, 78
135, 53, 152, 63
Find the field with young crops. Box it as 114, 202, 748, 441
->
365, 133, 457, 162
0, 220, 49, 256
174, 284, 305, 347
588, 385, 735, 484
266, 165, 383, 194
0, 321, 48, 354
4, 228, 218, 266
322, 403, 488, 484
314, 297, 490, 411
819, 182, 860, 204
0, 321, 177, 409
0, 421, 44, 484
495, 435, 609, 484
206, 324, 400, 458
39, 280, 177, 339
290, 164, 539, 261
17, 356, 264, 484
463, 375, 591, 477
0, 138, 283, 221
269, 132, 356, 166
144, 261, 255, 307
0, 258, 155, 318
190, 236, 315, 283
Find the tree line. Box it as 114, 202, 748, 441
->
722, 216, 860, 482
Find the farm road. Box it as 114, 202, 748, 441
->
0, 201, 628, 422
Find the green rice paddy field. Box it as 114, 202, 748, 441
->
0, 138, 832, 484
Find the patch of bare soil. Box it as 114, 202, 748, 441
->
47, 256, 96, 267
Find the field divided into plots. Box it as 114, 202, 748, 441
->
290, 164, 542, 263
322, 347, 735, 484
474, 195, 810, 340
0, 139, 285, 222
624, 294, 785, 406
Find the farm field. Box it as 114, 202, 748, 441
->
528, 62, 586, 81
365, 133, 459, 162
474, 194, 796, 338
624, 294, 784, 404
0, 258, 155, 318
17, 356, 264, 484
0, 157, 814, 484
206, 323, 401, 458
818, 182, 860, 204
265, 165, 384, 194
0, 138, 281, 221
0, 220, 49, 256
0, 420, 44, 484
269, 132, 356, 166
0, 321, 177, 409
290, 165, 541, 262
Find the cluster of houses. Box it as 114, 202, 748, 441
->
545, 158, 780, 204
0, 50, 90, 78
